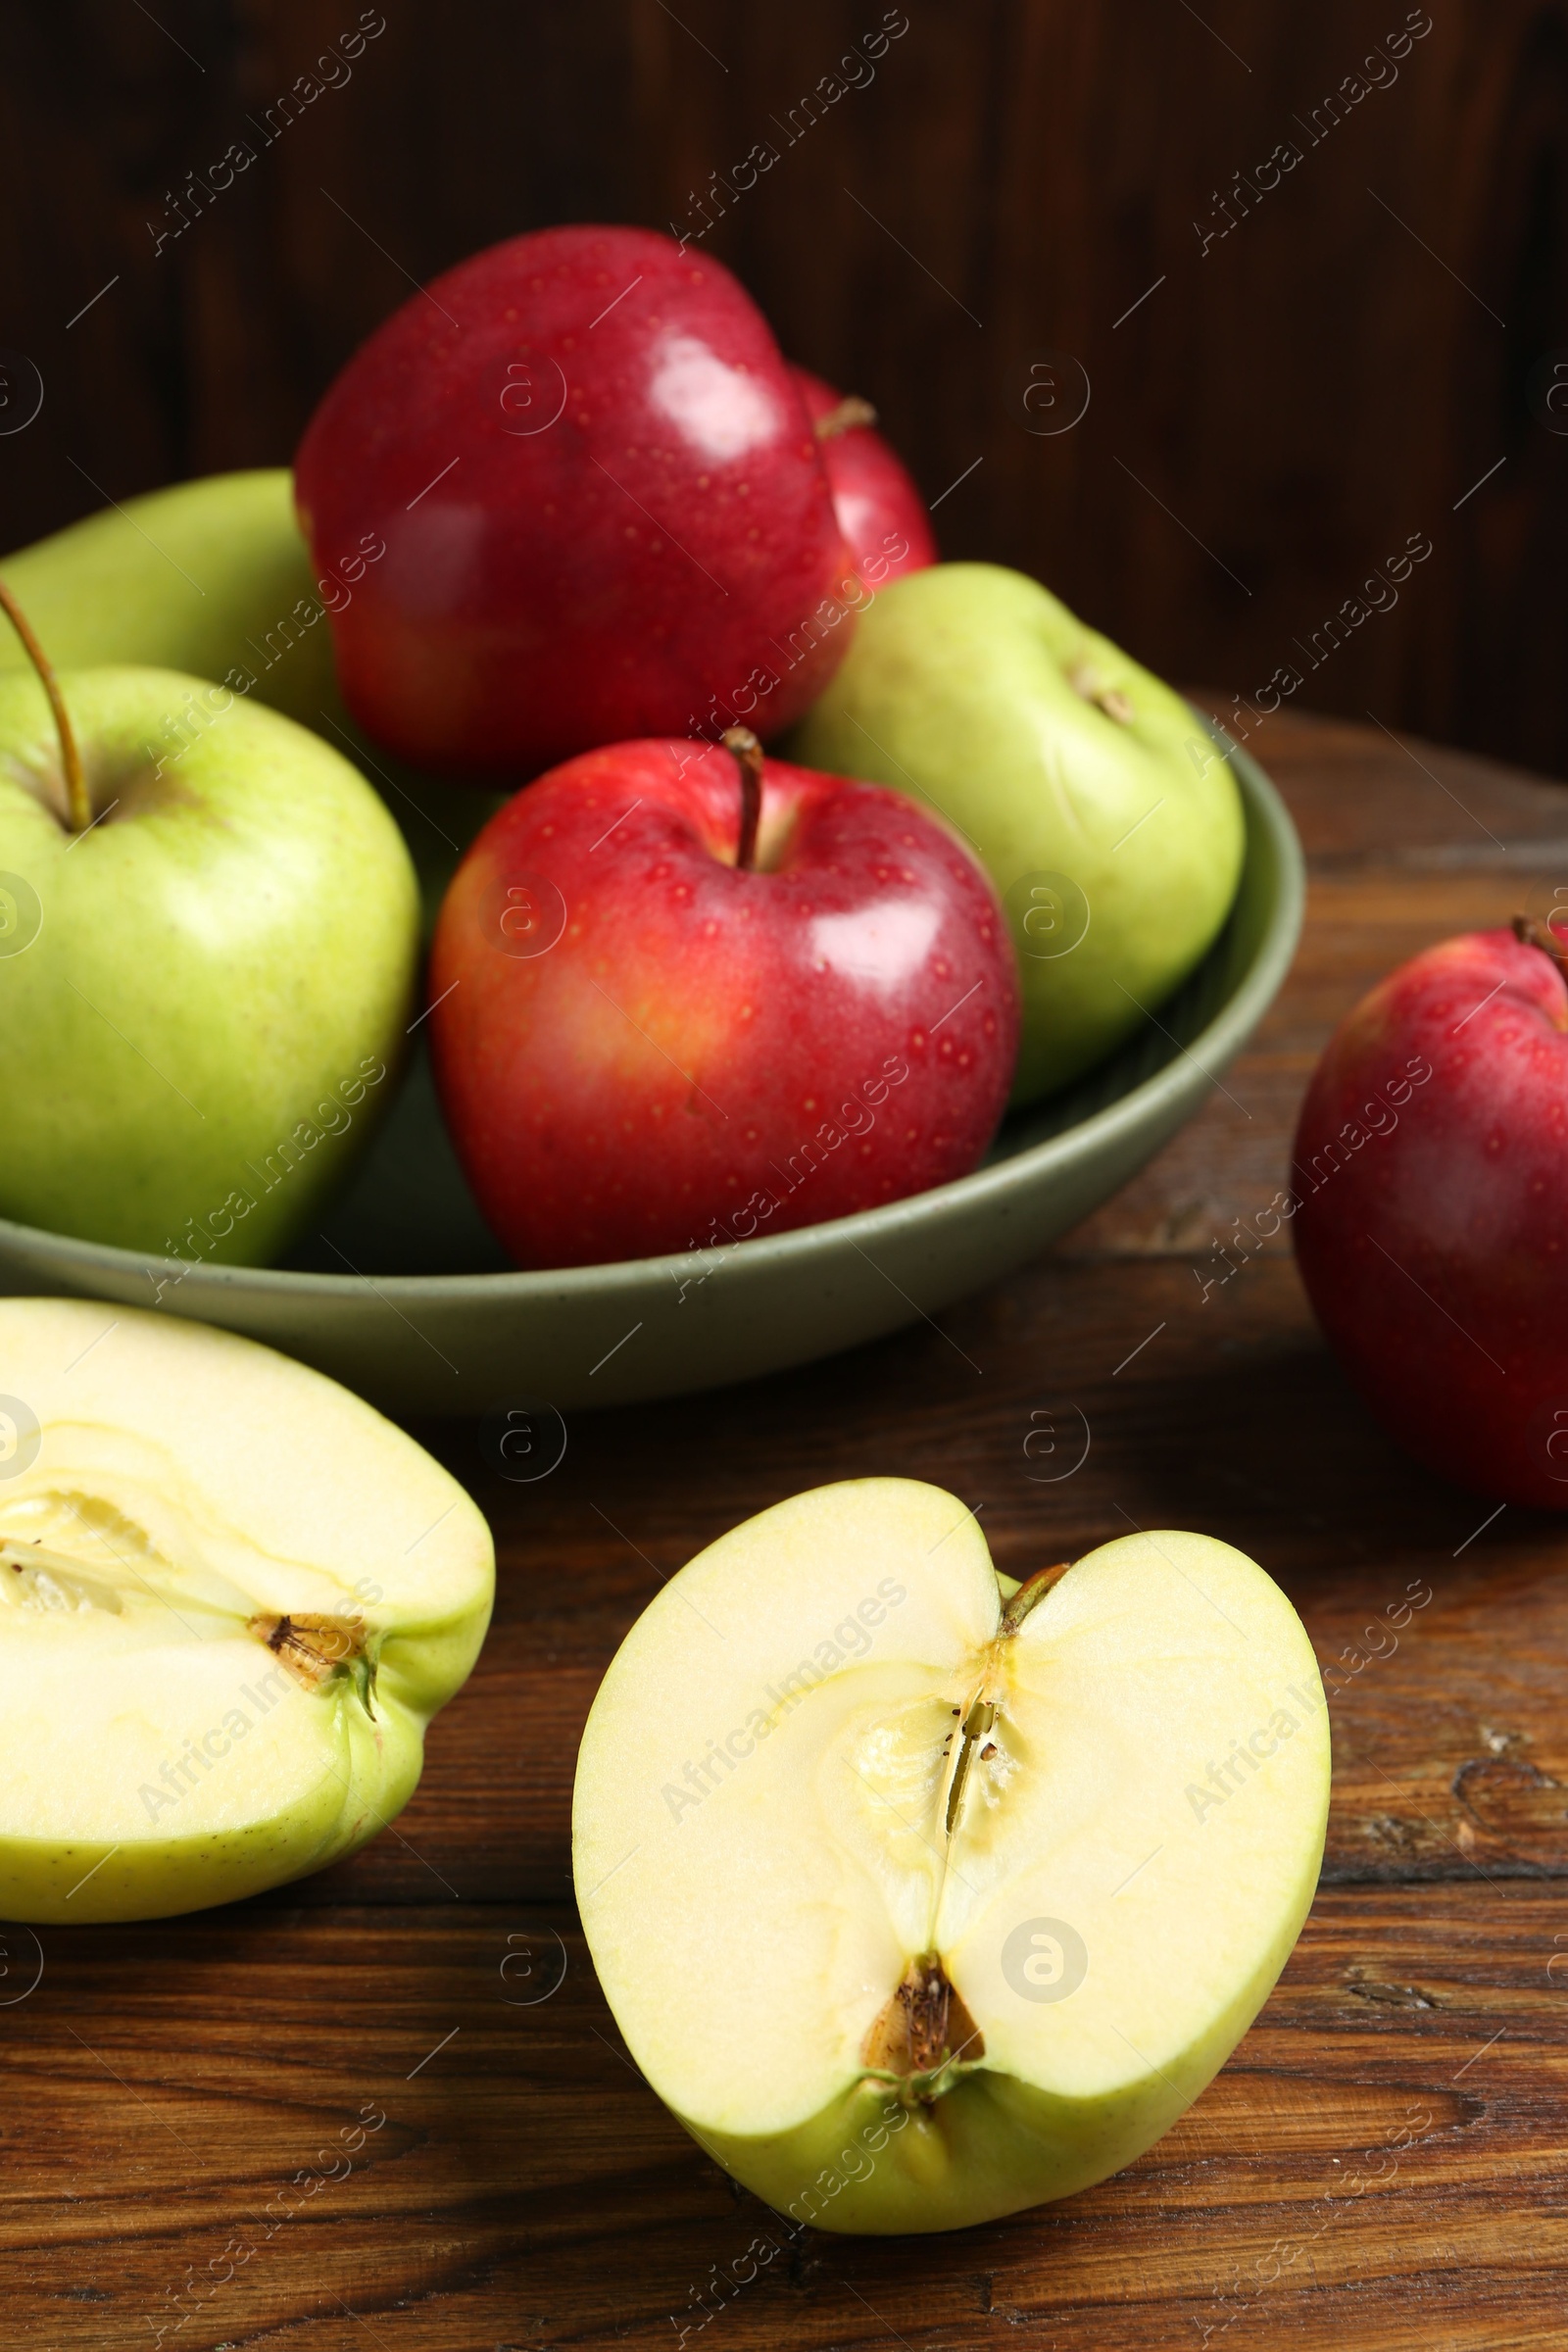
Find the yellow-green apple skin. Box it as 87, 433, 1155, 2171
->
789, 564, 1247, 1104
0, 666, 419, 1260
574, 1479, 1329, 2235
0, 1298, 494, 1923
0, 470, 341, 727
0, 470, 497, 936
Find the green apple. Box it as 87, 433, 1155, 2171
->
790, 564, 1247, 1103
0, 469, 342, 728
0, 658, 419, 1261
574, 1478, 1329, 2235
0, 1297, 493, 1923
0, 470, 495, 935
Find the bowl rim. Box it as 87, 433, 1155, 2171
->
0, 716, 1302, 1305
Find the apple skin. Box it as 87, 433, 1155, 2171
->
0, 469, 502, 935
0, 471, 339, 728
0, 666, 419, 1262
428, 737, 1019, 1268
790, 367, 935, 584
790, 563, 1246, 1105
295, 225, 858, 781
1294, 925, 1568, 1508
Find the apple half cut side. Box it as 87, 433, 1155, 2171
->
574, 1479, 1330, 2235
0, 1298, 493, 1924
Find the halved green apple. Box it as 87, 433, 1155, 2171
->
0, 1298, 492, 1923
574, 1478, 1329, 2234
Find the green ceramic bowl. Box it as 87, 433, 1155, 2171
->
0, 724, 1301, 1418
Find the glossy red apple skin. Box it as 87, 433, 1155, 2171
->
428, 738, 1019, 1269
295, 226, 856, 780
791, 366, 936, 584
1293, 925, 1568, 1507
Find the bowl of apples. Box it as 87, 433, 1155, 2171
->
0, 226, 1301, 1417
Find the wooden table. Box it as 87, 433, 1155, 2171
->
6, 708, 1568, 2350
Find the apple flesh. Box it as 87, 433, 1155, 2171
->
0, 663, 419, 1260
575, 1479, 1329, 2233
791, 367, 935, 584
790, 563, 1247, 1104
0, 1298, 493, 1923
428, 734, 1019, 1268
295, 224, 857, 780
1294, 920, 1568, 1508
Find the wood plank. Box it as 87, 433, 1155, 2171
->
3, 1891, 1568, 2348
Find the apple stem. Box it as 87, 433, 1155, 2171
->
0, 575, 90, 834
944, 1694, 999, 1838
721, 725, 764, 872
1002, 1561, 1072, 1632
1512, 912, 1568, 982
939, 1571, 1076, 1843
813, 393, 878, 441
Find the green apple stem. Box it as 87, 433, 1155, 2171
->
943, 1694, 996, 1836
812, 393, 877, 440
1512, 912, 1568, 982
943, 1565, 1072, 1838
721, 725, 763, 872
1001, 1559, 1072, 1632
0, 575, 90, 834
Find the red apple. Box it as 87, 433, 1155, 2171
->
790, 366, 936, 584
1293, 918, 1568, 1507
428, 730, 1019, 1269
294, 225, 858, 781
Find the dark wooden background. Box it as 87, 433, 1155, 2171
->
0, 1, 1564, 774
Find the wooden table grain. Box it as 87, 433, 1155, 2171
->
6, 706, 1568, 2350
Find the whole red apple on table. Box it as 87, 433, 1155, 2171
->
428, 731, 1019, 1269
295, 224, 858, 780
790, 366, 936, 584
1293, 919, 1568, 1508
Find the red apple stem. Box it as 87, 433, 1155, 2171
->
813, 393, 878, 441
1512, 912, 1568, 981
722, 725, 763, 872
0, 575, 90, 834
